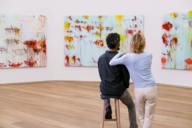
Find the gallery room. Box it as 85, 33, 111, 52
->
0, 0, 192, 128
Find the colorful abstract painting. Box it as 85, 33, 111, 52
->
161, 11, 192, 70
0, 14, 46, 68
64, 15, 144, 66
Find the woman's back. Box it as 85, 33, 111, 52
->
125, 52, 156, 88
109, 52, 156, 88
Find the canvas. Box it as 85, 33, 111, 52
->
0, 14, 46, 68
64, 15, 144, 66
161, 11, 192, 70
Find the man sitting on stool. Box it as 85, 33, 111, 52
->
98, 33, 138, 128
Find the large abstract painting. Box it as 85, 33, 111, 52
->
161, 11, 192, 70
64, 15, 144, 66
0, 14, 46, 68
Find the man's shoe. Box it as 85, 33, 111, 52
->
105, 106, 112, 119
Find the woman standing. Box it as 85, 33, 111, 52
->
109, 33, 158, 128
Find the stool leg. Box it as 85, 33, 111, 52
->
115, 99, 121, 128
114, 99, 118, 128
100, 99, 106, 128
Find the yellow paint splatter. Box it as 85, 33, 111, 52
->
71, 58, 75, 63
83, 15, 89, 19
31, 57, 35, 62
69, 45, 73, 50
14, 27, 20, 36
188, 10, 192, 18
167, 50, 172, 55
39, 39, 46, 47
170, 12, 178, 18
115, 15, 124, 26
115, 15, 124, 21
173, 34, 178, 38
120, 34, 126, 41
98, 40, 103, 46
97, 25, 104, 31
64, 21, 70, 30
120, 34, 126, 47
187, 29, 192, 40
95, 31, 100, 37
98, 15, 103, 20
64, 36, 73, 43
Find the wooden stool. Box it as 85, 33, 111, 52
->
100, 99, 121, 128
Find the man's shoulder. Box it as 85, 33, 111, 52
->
100, 51, 118, 58
99, 53, 106, 58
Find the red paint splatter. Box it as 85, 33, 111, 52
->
65, 45, 69, 49
24, 40, 37, 48
74, 35, 86, 39
169, 41, 173, 48
162, 34, 168, 46
38, 15, 46, 22
23, 38, 46, 53
170, 13, 178, 18
106, 27, 113, 31
162, 22, 173, 31
24, 60, 36, 67
33, 48, 41, 53
127, 29, 133, 35
75, 25, 81, 31
94, 40, 104, 47
67, 30, 72, 33
171, 37, 178, 45
162, 50, 171, 61
132, 16, 136, 21
173, 13, 178, 18
77, 58, 81, 62
69, 16, 72, 21
83, 25, 94, 32
0, 63, 6, 67
161, 57, 166, 63
8, 61, 22, 67
38, 39, 46, 53
75, 20, 80, 23
137, 30, 141, 34
185, 58, 192, 64
65, 55, 70, 66
72, 55, 76, 64
161, 57, 167, 68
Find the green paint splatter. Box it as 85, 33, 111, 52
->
188, 11, 192, 18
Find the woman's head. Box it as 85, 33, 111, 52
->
106, 33, 120, 50
130, 33, 146, 53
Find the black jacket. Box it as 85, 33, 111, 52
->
98, 51, 130, 99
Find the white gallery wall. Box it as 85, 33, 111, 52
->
0, 0, 192, 87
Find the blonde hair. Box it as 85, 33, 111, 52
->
130, 33, 146, 53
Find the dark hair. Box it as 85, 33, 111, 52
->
106, 33, 120, 49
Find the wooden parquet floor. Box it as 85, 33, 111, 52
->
0, 81, 191, 128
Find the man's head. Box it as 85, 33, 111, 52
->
106, 33, 120, 50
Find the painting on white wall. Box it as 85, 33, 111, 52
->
64, 15, 144, 66
0, 14, 46, 68
161, 11, 192, 70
